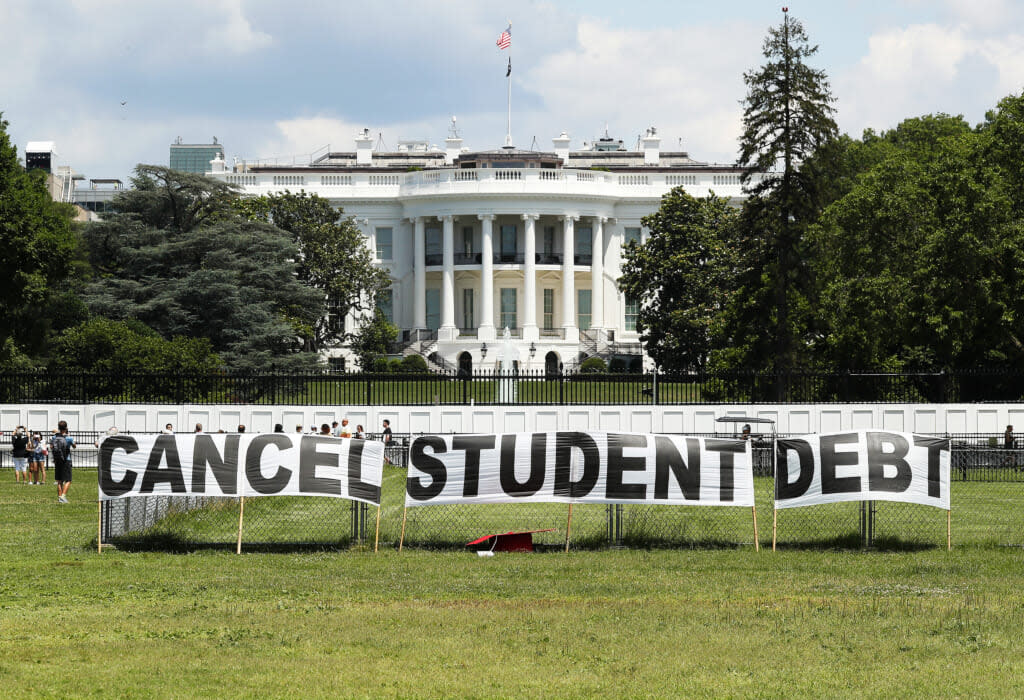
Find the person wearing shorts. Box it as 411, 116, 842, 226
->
49, 421, 75, 504
30, 432, 46, 485
11, 426, 29, 484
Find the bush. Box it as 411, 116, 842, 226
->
388, 358, 404, 373
609, 358, 627, 373
400, 354, 429, 373
370, 357, 390, 373
580, 356, 607, 374
628, 357, 643, 374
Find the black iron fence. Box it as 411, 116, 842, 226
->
4, 368, 1024, 405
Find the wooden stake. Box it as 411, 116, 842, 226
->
97, 500, 103, 554
398, 506, 408, 552
947, 509, 951, 551
751, 506, 760, 552
564, 504, 574, 553
236, 496, 245, 555
374, 505, 382, 553
772, 508, 778, 552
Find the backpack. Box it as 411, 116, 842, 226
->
50, 434, 70, 462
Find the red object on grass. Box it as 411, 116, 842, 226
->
466, 529, 555, 553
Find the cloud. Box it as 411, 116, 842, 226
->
836, 21, 1024, 135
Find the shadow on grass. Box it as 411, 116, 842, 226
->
772, 532, 944, 551
103, 532, 358, 554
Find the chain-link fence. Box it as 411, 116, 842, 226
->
42, 432, 1013, 551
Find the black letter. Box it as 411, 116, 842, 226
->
554, 432, 599, 498
192, 434, 239, 494
499, 434, 547, 497
654, 436, 701, 500
347, 439, 379, 504
915, 436, 949, 499
867, 432, 911, 493
706, 439, 744, 502
776, 439, 814, 499
407, 436, 448, 501
821, 433, 861, 494
606, 433, 647, 500
299, 435, 341, 496
140, 434, 187, 493
99, 435, 139, 497
453, 435, 495, 498
245, 434, 293, 494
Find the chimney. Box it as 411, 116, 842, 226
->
552, 131, 571, 162
355, 128, 374, 165
444, 136, 463, 165
642, 126, 660, 165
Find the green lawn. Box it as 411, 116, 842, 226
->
3, 473, 1024, 697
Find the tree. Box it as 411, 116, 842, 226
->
81, 166, 323, 371
51, 318, 220, 374
0, 112, 79, 358
809, 113, 1022, 371
349, 308, 398, 371
735, 9, 838, 374
235, 191, 391, 352
618, 189, 738, 370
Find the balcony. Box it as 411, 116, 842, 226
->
536, 253, 562, 265
454, 252, 482, 265
494, 252, 525, 264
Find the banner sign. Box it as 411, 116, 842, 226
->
406, 431, 753, 507
98, 434, 384, 505
775, 431, 950, 510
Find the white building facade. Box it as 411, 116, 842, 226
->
206, 129, 752, 373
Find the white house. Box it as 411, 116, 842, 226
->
205, 126, 752, 373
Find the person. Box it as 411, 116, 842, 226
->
741, 424, 752, 441
339, 418, 352, 439
194, 423, 203, 433
94, 426, 119, 447
319, 423, 332, 436
331, 420, 341, 437
237, 424, 245, 433
354, 424, 364, 439
295, 424, 304, 434
29, 432, 46, 485
162, 423, 174, 434
382, 419, 393, 465
49, 420, 75, 504
273, 423, 284, 433
11, 425, 29, 484
1004, 425, 1016, 470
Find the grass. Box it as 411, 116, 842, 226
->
3, 474, 1024, 697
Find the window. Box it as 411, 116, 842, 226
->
577, 289, 592, 331
500, 225, 517, 260
425, 289, 440, 331
543, 288, 554, 330
624, 294, 639, 331
376, 227, 393, 260
462, 226, 473, 255
377, 288, 393, 324
623, 227, 641, 247
462, 288, 474, 329
575, 226, 592, 257
543, 226, 555, 258
500, 288, 517, 330
425, 226, 441, 261
326, 294, 345, 334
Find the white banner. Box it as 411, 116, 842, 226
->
775, 431, 950, 510
405, 431, 753, 507
98, 433, 384, 505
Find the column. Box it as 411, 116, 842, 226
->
439, 215, 457, 340
561, 214, 578, 342
521, 213, 539, 341
478, 214, 495, 341
591, 216, 605, 330
413, 217, 426, 330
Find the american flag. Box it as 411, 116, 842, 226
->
496, 24, 511, 50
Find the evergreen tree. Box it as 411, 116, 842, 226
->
81, 166, 323, 371
734, 9, 838, 376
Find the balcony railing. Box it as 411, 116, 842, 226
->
494, 253, 525, 264
454, 252, 482, 265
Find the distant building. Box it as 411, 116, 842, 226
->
24, 140, 122, 221
170, 137, 224, 173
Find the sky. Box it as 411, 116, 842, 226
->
3, 0, 1024, 182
